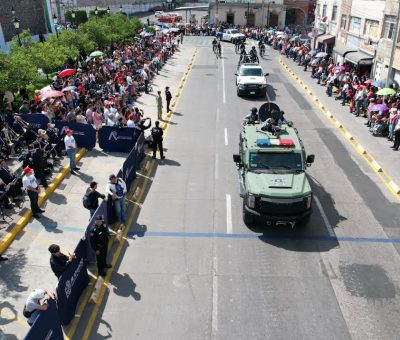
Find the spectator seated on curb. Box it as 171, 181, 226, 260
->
23, 289, 55, 326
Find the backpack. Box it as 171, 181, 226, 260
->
83, 191, 91, 209
115, 180, 124, 197
23, 305, 34, 318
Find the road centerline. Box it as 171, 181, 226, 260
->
226, 194, 233, 234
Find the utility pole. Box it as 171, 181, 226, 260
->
266, 1, 275, 29
247, 2, 250, 26
261, 0, 265, 27
386, 0, 400, 87
55, 0, 62, 24
216, 0, 219, 25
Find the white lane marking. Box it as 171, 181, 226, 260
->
224, 128, 228, 146
314, 196, 335, 237
226, 194, 232, 234
215, 154, 219, 180
222, 56, 226, 104
211, 255, 218, 339
216, 107, 220, 122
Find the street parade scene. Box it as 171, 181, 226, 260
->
1, 0, 400, 339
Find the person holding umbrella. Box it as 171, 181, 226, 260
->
64, 129, 80, 175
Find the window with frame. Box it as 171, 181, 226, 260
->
331, 5, 337, 21
383, 16, 396, 40
322, 4, 327, 17
349, 16, 361, 34
364, 19, 380, 39
341, 15, 347, 29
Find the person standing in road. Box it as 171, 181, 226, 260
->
22, 167, 44, 219
151, 121, 165, 159
85, 181, 106, 219
48, 244, 76, 279
165, 86, 172, 113
180, 32, 184, 44
31, 144, 48, 188
156, 91, 163, 120
106, 175, 127, 227
64, 129, 80, 174
90, 215, 112, 277
392, 119, 400, 151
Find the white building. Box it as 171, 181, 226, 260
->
209, 0, 286, 28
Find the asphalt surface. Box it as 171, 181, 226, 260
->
80, 37, 400, 340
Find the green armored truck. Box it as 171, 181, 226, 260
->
233, 103, 315, 227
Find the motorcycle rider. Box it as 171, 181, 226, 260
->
258, 39, 266, 56
212, 37, 218, 53
249, 46, 259, 63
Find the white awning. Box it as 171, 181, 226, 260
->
345, 51, 374, 66
333, 42, 357, 57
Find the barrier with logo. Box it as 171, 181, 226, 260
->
24, 299, 64, 340
20, 114, 50, 131
98, 126, 137, 153
56, 239, 90, 325
54, 122, 96, 150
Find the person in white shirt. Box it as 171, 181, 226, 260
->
127, 114, 136, 128
105, 174, 127, 226
22, 167, 44, 218
64, 129, 79, 174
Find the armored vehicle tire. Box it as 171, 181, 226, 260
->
237, 88, 242, 97
242, 203, 255, 225
260, 89, 267, 98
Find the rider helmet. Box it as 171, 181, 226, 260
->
251, 107, 258, 113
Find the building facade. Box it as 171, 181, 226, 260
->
315, 0, 400, 85
0, 0, 55, 51
209, 0, 286, 27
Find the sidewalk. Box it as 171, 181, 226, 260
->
0, 44, 194, 339
276, 51, 400, 198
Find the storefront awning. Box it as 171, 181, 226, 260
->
317, 34, 335, 44
345, 51, 374, 66
333, 42, 357, 57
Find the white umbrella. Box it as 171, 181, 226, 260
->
40, 85, 52, 94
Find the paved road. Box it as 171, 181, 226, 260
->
81, 37, 400, 340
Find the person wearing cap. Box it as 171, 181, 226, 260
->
243, 107, 259, 125
156, 91, 163, 120
151, 121, 165, 159
64, 129, 80, 175
49, 244, 76, 279
24, 288, 55, 326
22, 167, 44, 218
89, 215, 112, 277
105, 174, 127, 226
165, 86, 172, 113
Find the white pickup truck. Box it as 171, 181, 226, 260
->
220, 29, 246, 43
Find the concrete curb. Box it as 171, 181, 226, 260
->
279, 57, 400, 201
0, 148, 87, 254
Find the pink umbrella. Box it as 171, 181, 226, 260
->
364, 79, 373, 84
59, 68, 75, 78
41, 90, 64, 99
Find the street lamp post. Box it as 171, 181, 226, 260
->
94, 6, 99, 17
107, 6, 111, 15
53, 14, 59, 38
13, 16, 22, 46
119, 5, 123, 13
71, 9, 76, 30
247, 2, 250, 26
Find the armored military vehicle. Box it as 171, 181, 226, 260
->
233, 103, 315, 227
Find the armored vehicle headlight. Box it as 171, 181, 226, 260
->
247, 194, 256, 209
304, 195, 312, 209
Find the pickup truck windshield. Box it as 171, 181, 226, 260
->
249, 152, 303, 170
239, 68, 263, 76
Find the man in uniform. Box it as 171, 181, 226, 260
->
48, 244, 76, 279
151, 121, 165, 159
90, 215, 112, 277
243, 107, 259, 125
31, 144, 48, 188
165, 86, 172, 113
156, 91, 163, 120
22, 166, 44, 218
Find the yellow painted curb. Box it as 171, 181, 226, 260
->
357, 144, 367, 154
371, 160, 383, 172
0, 148, 86, 254
389, 181, 400, 194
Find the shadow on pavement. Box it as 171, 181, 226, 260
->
0, 248, 28, 298
247, 176, 341, 252
111, 272, 141, 301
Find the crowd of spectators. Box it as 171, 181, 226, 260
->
0, 31, 179, 219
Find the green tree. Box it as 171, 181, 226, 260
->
6, 48, 38, 92
10, 29, 35, 50
78, 18, 110, 49
49, 30, 94, 55
65, 9, 88, 24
